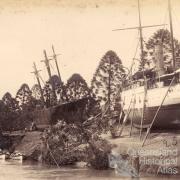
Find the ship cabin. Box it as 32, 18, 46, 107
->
123, 43, 180, 91
123, 68, 180, 91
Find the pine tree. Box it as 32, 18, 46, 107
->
91, 50, 125, 110
0, 100, 5, 132
31, 84, 41, 100
43, 75, 67, 107
1, 92, 19, 131
16, 83, 35, 111
66, 73, 91, 101
145, 29, 180, 70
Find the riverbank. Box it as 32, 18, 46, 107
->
14, 131, 43, 161
2, 127, 180, 178
6, 129, 111, 169
104, 127, 180, 176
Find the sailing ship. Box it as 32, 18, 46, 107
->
119, 0, 180, 129
32, 47, 91, 128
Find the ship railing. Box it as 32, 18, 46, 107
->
123, 68, 180, 90
145, 71, 180, 90
122, 71, 180, 91
122, 78, 148, 90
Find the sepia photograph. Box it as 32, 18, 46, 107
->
0, 0, 180, 179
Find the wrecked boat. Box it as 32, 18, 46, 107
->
120, 0, 180, 129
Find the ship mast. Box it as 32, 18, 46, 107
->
50, 45, 69, 102
168, 0, 176, 70
138, 0, 144, 70
113, 0, 167, 139
42, 50, 53, 81
41, 50, 57, 102
51, 45, 62, 83
113, 0, 166, 72
31, 62, 45, 106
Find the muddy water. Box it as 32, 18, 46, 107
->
0, 160, 118, 180
0, 160, 178, 180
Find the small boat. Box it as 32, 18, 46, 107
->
10, 152, 24, 161
0, 152, 9, 161
0, 154, 6, 160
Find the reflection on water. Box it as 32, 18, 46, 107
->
0, 160, 179, 180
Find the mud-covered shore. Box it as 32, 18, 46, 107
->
1, 127, 180, 177
105, 127, 180, 176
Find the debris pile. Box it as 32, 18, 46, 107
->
41, 118, 113, 169
87, 135, 112, 169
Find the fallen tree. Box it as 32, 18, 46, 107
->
41, 116, 113, 169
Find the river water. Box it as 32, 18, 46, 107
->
0, 160, 179, 180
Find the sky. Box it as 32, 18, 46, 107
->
0, 0, 180, 98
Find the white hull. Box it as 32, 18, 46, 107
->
10, 155, 23, 161
0, 154, 9, 161
121, 83, 180, 128
0, 154, 6, 160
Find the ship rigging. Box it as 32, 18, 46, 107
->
114, 0, 180, 133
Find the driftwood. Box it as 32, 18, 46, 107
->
41, 116, 112, 168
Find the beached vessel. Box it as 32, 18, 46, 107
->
0, 154, 6, 161
10, 152, 23, 161
119, 0, 180, 129
0, 152, 10, 161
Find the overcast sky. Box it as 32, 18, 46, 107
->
0, 0, 180, 98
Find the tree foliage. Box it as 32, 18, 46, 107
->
31, 84, 41, 100
2, 92, 19, 111
31, 84, 46, 108
91, 50, 125, 108
66, 73, 91, 101
43, 82, 53, 107
16, 83, 35, 111
0, 100, 5, 132
15, 84, 37, 129
1, 92, 19, 131
43, 75, 67, 107
145, 29, 180, 70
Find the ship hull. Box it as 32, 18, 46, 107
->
121, 83, 180, 129
124, 103, 180, 129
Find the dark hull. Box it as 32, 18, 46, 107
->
125, 103, 180, 129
